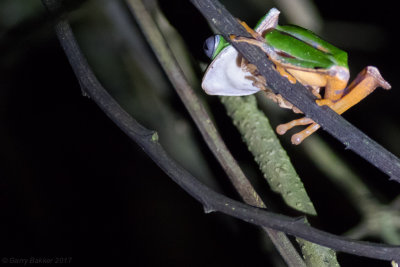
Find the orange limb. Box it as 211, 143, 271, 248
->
291, 123, 320, 145
275, 65, 297, 84
230, 35, 298, 84
317, 66, 391, 115
229, 35, 267, 49
277, 66, 391, 144
323, 69, 349, 101
276, 117, 314, 135
236, 20, 264, 41
276, 118, 319, 145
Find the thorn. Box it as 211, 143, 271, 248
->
343, 142, 350, 150
203, 205, 215, 214
151, 131, 159, 142
389, 176, 400, 183
292, 216, 307, 224
78, 80, 90, 98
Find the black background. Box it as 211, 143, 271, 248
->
0, 0, 399, 266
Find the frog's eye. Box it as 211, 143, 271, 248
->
203, 35, 219, 59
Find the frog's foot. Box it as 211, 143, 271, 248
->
318, 66, 391, 115
255, 8, 280, 35
291, 123, 321, 145
276, 117, 314, 135
277, 67, 391, 145
354, 66, 391, 90
276, 117, 320, 145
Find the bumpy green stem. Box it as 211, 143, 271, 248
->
220, 95, 339, 267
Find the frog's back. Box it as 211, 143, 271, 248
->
264, 25, 348, 70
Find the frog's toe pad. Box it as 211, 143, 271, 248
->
291, 131, 311, 145
290, 123, 321, 145
291, 134, 304, 145
276, 124, 289, 135
366, 66, 391, 90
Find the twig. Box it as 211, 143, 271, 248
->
303, 137, 400, 244
41, 0, 400, 262
189, 0, 400, 184
125, 0, 259, 206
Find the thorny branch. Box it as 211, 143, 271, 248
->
189, 0, 400, 184
40, 0, 400, 263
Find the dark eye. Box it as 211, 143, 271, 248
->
203, 35, 217, 59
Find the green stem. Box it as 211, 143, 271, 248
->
221, 95, 340, 267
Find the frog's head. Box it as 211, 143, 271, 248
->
203, 35, 230, 60
201, 34, 261, 96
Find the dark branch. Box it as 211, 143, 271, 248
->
41, 0, 400, 262
190, 0, 400, 184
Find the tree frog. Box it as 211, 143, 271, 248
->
202, 8, 391, 144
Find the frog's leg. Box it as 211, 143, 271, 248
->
231, 33, 322, 143
232, 20, 265, 41
255, 8, 280, 34
231, 20, 302, 82
230, 34, 298, 84
317, 66, 391, 114
291, 123, 321, 145
323, 66, 350, 101
279, 66, 390, 144
276, 118, 320, 145
276, 118, 314, 135
275, 65, 297, 84
275, 68, 348, 143
309, 86, 322, 99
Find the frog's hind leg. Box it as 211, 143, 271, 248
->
317, 66, 391, 115
230, 35, 298, 84
277, 66, 391, 145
